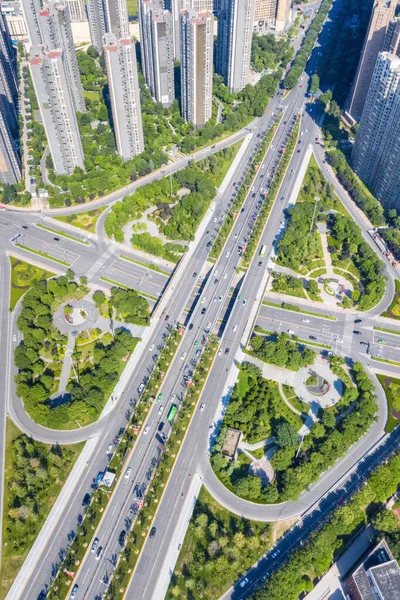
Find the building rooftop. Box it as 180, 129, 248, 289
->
221, 428, 241, 461
346, 539, 400, 600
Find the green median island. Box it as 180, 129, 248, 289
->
0, 419, 83, 600
9, 256, 54, 311
14, 273, 146, 430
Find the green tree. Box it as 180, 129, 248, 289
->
372, 509, 399, 533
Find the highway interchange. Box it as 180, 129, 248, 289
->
3, 1, 400, 599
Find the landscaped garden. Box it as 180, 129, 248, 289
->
166, 487, 272, 600
376, 374, 400, 433
248, 332, 316, 371
14, 273, 143, 429
0, 419, 83, 600
381, 281, 400, 320
211, 360, 377, 503
9, 256, 54, 311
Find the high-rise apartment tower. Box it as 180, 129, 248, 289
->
103, 33, 144, 160
216, 0, 255, 93
139, 0, 174, 107
180, 9, 213, 127
29, 46, 85, 174
382, 17, 400, 56
39, 1, 86, 112
20, 0, 43, 45
87, 0, 130, 53
65, 0, 86, 21
352, 52, 400, 210
347, 0, 397, 121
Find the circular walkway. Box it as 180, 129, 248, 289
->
54, 299, 99, 334
293, 363, 343, 409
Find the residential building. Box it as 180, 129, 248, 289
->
352, 52, 400, 210
86, 0, 107, 52
103, 33, 144, 160
347, 0, 397, 121
180, 9, 213, 127
29, 46, 85, 174
139, 1, 174, 107
216, 0, 255, 93
382, 17, 400, 56
170, 0, 213, 61
345, 539, 400, 600
39, 1, 86, 112
0, 110, 21, 184
254, 0, 277, 33
20, 0, 42, 45
0, 9, 20, 184
65, 0, 86, 21
275, 0, 291, 32
1, 2, 28, 42
87, 0, 129, 53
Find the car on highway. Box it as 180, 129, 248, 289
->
165, 314, 169, 322
258, 261, 262, 266
119, 530, 126, 546
201, 296, 206, 303
378, 339, 386, 344
138, 383, 145, 393
233, 324, 238, 332
201, 307, 206, 315
54, 237, 60, 241
188, 323, 193, 330
353, 330, 361, 335
224, 272, 227, 278
336, 339, 343, 343
214, 278, 218, 284
272, 548, 281, 558
158, 405, 164, 415
12, 334, 16, 342
354, 319, 362, 323
218, 295, 222, 302
143, 425, 150, 435
302, 318, 310, 323
149, 344, 154, 352
150, 527, 156, 539
309, 335, 317, 340
181, 352, 186, 360
125, 467, 132, 479
157, 392, 163, 402
193, 272, 197, 277
239, 577, 249, 588
226, 251, 230, 257
170, 394, 176, 402
194, 340, 199, 347
95, 546, 103, 560
225, 347, 230, 354
91, 538, 99, 553
196, 349, 201, 356
218, 349, 222, 356
106, 444, 113, 454
242, 299, 247, 305
70, 585, 78, 599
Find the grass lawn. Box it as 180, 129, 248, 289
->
204, 140, 243, 187
0, 419, 83, 600
83, 90, 100, 102
377, 374, 400, 433
9, 256, 54, 311
127, 0, 138, 17
54, 207, 106, 233
166, 487, 272, 600
381, 280, 400, 319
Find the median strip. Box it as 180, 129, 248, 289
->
14, 243, 72, 266
371, 356, 400, 367
262, 300, 336, 320
373, 326, 400, 337
254, 327, 332, 349
100, 276, 159, 302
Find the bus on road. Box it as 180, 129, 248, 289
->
259, 245, 267, 257
167, 404, 178, 423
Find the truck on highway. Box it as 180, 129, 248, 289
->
259, 245, 267, 257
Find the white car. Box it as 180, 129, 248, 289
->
12, 334, 16, 342
336, 339, 343, 344
223, 273, 227, 279
233, 324, 238, 332
149, 344, 154, 352
91, 538, 99, 553
226, 251, 230, 257
158, 405, 164, 415
143, 425, 150, 435
239, 577, 249, 588
201, 297, 206, 304
272, 549, 281, 558
138, 383, 145, 393
302, 318, 310, 323
218, 296, 222, 302
170, 394, 176, 402
125, 467, 132, 479
207, 322, 212, 329
181, 352, 186, 360
218, 349, 222, 356
200, 403, 205, 412
106, 444, 113, 454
